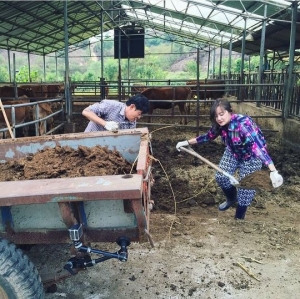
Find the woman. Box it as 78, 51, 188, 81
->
176, 98, 283, 219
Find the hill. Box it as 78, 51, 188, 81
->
0, 45, 241, 82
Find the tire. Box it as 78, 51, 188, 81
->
0, 238, 44, 299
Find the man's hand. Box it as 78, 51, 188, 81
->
270, 170, 283, 188
104, 121, 119, 132
176, 140, 189, 151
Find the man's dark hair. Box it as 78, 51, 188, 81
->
126, 94, 149, 114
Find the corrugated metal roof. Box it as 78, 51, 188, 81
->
0, 0, 298, 57
0, 1, 123, 55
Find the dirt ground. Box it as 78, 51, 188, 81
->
5, 103, 300, 299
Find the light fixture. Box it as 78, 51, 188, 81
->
245, 32, 254, 42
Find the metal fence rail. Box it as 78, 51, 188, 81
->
1, 72, 300, 138
0, 98, 64, 138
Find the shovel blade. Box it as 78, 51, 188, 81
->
239, 170, 273, 191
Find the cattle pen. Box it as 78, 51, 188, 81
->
0, 75, 300, 149
0, 97, 65, 138
69, 77, 300, 150
0, 1, 299, 297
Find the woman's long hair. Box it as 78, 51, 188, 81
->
209, 98, 233, 134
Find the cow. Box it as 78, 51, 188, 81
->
131, 83, 147, 96
0, 86, 34, 99
140, 87, 192, 125
58, 84, 77, 96
69, 84, 77, 95
186, 79, 225, 100
20, 84, 64, 99
99, 82, 109, 98
20, 84, 48, 99
46, 84, 64, 98
32, 102, 54, 135
0, 96, 31, 138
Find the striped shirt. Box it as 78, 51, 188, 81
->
196, 114, 273, 166
84, 100, 136, 132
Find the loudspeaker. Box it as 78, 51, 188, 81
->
114, 27, 145, 59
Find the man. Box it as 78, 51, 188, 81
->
82, 94, 149, 132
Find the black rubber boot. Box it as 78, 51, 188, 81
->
218, 186, 237, 211
235, 205, 248, 220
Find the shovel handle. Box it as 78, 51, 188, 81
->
180, 147, 239, 185
180, 147, 224, 173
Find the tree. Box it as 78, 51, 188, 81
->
104, 59, 119, 81
15, 66, 40, 82
185, 60, 198, 75
83, 71, 96, 81
0, 66, 9, 81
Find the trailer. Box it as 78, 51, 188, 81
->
0, 128, 153, 298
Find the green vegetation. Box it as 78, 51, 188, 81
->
0, 34, 290, 83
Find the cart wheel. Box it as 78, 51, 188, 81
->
0, 238, 44, 299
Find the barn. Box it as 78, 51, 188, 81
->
0, 1, 299, 147
0, 2, 299, 299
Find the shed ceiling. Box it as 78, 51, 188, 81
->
0, 0, 299, 59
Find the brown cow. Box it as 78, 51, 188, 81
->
70, 84, 77, 94
105, 83, 109, 98
131, 83, 147, 95
20, 84, 48, 98
20, 84, 63, 98
0, 86, 34, 99
99, 82, 109, 98
0, 96, 31, 138
141, 87, 192, 125
46, 84, 64, 98
58, 84, 77, 96
32, 102, 54, 135
186, 79, 225, 100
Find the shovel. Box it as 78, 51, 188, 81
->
180, 147, 273, 190
180, 146, 240, 186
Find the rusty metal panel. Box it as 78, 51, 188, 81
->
0, 128, 148, 163
0, 128, 152, 245
0, 227, 140, 244
0, 174, 143, 206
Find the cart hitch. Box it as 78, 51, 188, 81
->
63, 223, 131, 275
